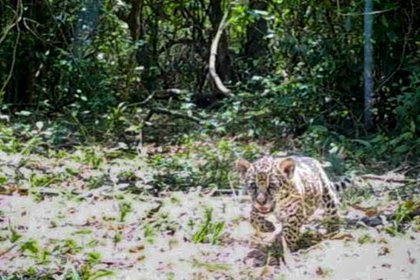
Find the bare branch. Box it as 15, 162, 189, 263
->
361, 174, 419, 184
209, 11, 232, 97
151, 107, 216, 128
0, 1, 22, 45
0, 0, 23, 95
374, 0, 414, 93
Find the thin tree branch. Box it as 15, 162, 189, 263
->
209, 10, 232, 97
374, 0, 414, 93
1, 0, 22, 95
0, 4, 21, 46
151, 107, 216, 128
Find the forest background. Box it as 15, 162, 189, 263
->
0, 0, 419, 185
1, 1, 420, 278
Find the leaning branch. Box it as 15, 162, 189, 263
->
150, 107, 216, 128
209, 11, 232, 97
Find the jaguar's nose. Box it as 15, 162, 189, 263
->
256, 192, 267, 204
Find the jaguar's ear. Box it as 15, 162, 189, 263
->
234, 158, 251, 177
276, 158, 295, 179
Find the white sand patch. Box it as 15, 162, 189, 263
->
1, 190, 419, 279
277, 229, 420, 280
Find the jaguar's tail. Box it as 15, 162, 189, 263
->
333, 176, 354, 192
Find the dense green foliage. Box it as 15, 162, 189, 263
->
0, 0, 419, 165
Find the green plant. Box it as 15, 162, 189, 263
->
85, 147, 105, 168
191, 259, 229, 272
113, 232, 122, 245
86, 252, 101, 266
29, 174, 60, 188
0, 174, 7, 185
74, 228, 92, 235
192, 207, 224, 245
78, 251, 114, 280
394, 71, 420, 136
386, 200, 420, 236
147, 138, 260, 192
19, 240, 39, 255
0, 124, 21, 153
9, 226, 21, 243
412, 216, 420, 232
19, 239, 50, 264
357, 233, 375, 244
144, 224, 155, 244
197, 139, 239, 188
148, 153, 200, 191
86, 175, 105, 190
57, 239, 82, 255
394, 200, 417, 224
118, 201, 132, 222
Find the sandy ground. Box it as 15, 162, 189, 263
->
1, 189, 419, 280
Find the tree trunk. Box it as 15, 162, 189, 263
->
363, 0, 374, 131
73, 0, 102, 58
244, 0, 268, 59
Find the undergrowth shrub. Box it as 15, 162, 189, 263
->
147, 138, 261, 191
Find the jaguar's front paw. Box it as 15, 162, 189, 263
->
244, 249, 267, 267
267, 255, 281, 266
267, 238, 286, 266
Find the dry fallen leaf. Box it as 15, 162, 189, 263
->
407, 250, 416, 264
315, 266, 325, 276
129, 244, 145, 253
350, 204, 379, 217
378, 246, 390, 256
328, 232, 354, 241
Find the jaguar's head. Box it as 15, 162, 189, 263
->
235, 156, 295, 214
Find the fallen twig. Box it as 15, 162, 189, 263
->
361, 174, 419, 184
0, 244, 17, 258
100, 259, 137, 268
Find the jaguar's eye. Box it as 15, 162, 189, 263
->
248, 183, 257, 192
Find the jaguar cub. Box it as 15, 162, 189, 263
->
235, 156, 341, 266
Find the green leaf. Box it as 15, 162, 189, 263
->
20, 240, 39, 254
89, 270, 114, 280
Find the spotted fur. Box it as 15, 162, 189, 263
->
333, 176, 354, 192
235, 155, 342, 266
